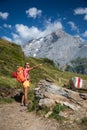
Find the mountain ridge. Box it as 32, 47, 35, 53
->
22, 29, 87, 66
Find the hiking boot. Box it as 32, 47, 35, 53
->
20, 103, 24, 106
25, 104, 28, 107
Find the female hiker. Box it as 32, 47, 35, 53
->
21, 62, 42, 106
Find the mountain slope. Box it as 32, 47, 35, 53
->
0, 38, 25, 76
0, 38, 87, 89
0, 38, 25, 88
75, 44, 87, 58
26, 57, 87, 87
22, 30, 87, 66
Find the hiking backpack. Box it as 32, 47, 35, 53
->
12, 71, 17, 78
16, 67, 25, 83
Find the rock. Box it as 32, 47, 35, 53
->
45, 92, 80, 110
79, 93, 87, 100
59, 111, 68, 118
63, 102, 78, 111
39, 98, 55, 108
45, 111, 52, 118
34, 80, 87, 111
0, 87, 22, 99
70, 77, 87, 90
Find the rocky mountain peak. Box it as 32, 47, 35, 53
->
22, 29, 87, 66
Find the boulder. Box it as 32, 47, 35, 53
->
34, 80, 87, 111
0, 87, 22, 99
70, 77, 87, 90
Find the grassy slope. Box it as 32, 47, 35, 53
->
25, 57, 87, 88
0, 38, 25, 88
0, 38, 87, 89
0, 39, 25, 74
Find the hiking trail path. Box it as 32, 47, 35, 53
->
0, 102, 86, 130
0, 102, 58, 130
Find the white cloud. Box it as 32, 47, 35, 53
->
26, 7, 42, 18
83, 31, 87, 37
12, 24, 42, 44
3, 23, 12, 28
74, 7, 87, 20
2, 36, 12, 42
16, 24, 42, 39
84, 14, 87, 20
12, 33, 23, 44
12, 20, 63, 44
0, 12, 9, 20
68, 21, 79, 33
74, 7, 87, 15
43, 20, 63, 36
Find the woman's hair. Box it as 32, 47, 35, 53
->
24, 62, 30, 67
25, 62, 29, 65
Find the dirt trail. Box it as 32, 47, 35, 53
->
0, 102, 58, 130
0, 102, 87, 130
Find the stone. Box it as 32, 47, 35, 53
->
34, 80, 87, 111
79, 93, 87, 100
45, 111, 52, 118
70, 77, 87, 90
59, 111, 68, 118
63, 102, 78, 111
39, 98, 55, 108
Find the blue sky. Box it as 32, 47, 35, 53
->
0, 0, 87, 44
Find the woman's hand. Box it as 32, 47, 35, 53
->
39, 64, 42, 66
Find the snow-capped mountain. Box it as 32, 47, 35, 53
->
22, 30, 87, 66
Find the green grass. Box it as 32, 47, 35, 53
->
0, 97, 14, 104
0, 76, 23, 89
28, 90, 39, 112
49, 103, 65, 121
36, 106, 50, 116
0, 38, 25, 77
26, 57, 87, 87
81, 117, 87, 126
